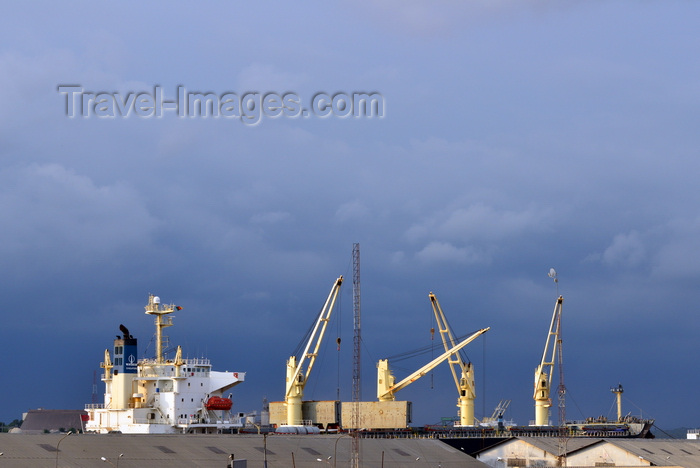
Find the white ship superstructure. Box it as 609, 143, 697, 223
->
85, 294, 245, 434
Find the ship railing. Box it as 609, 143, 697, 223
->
138, 357, 211, 366
183, 358, 211, 366
568, 418, 610, 424
84, 404, 104, 410
137, 358, 213, 378
132, 417, 173, 425
177, 418, 204, 425
355, 430, 517, 440
139, 357, 211, 365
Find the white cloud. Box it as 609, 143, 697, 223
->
415, 241, 491, 264
591, 217, 700, 279
405, 203, 553, 243
0, 163, 158, 263
602, 230, 646, 267
652, 217, 700, 278
334, 200, 370, 223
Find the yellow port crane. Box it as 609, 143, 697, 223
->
429, 292, 480, 426
533, 295, 563, 426
285, 276, 343, 426
377, 326, 489, 402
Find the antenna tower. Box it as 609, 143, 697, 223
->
351, 243, 361, 468
92, 370, 98, 404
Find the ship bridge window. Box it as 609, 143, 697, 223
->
158, 380, 174, 392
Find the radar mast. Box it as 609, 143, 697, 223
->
144, 294, 178, 364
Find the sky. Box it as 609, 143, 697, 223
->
0, 1, 699, 432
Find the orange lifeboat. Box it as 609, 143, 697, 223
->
205, 396, 233, 411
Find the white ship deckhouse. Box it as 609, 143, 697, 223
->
85, 294, 246, 434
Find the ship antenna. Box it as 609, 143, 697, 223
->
144, 294, 177, 364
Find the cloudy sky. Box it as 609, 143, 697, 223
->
1, 2, 699, 431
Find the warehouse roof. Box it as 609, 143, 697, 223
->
0, 433, 489, 467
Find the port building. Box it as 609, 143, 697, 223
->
474, 437, 700, 467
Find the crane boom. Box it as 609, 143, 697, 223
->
533, 295, 563, 426
377, 327, 489, 401
429, 292, 480, 426
285, 276, 344, 425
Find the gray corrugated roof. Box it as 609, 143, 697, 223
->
471, 436, 603, 456
600, 439, 700, 468
517, 436, 603, 454
20, 409, 87, 434
0, 433, 490, 467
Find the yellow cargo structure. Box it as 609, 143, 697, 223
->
341, 401, 412, 429
269, 400, 340, 430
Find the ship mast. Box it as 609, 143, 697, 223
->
144, 294, 177, 364
611, 384, 624, 422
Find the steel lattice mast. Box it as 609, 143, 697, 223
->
557, 307, 567, 466
351, 243, 361, 468
550, 269, 568, 466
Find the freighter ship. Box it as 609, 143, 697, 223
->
84, 294, 246, 434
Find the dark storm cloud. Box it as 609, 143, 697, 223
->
0, 1, 698, 430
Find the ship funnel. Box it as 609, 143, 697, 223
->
113, 325, 138, 375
